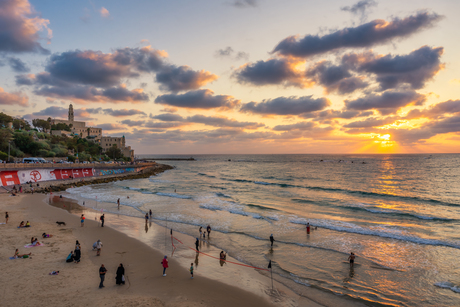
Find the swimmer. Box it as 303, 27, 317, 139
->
348, 252, 356, 268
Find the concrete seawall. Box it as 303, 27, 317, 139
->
0, 162, 170, 188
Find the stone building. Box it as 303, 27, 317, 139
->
101, 135, 134, 161
50, 104, 102, 142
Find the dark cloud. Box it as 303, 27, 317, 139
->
0, 87, 28, 106
0, 0, 52, 54
102, 85, 149, 102
186, 114, 264, 129
155, 89, 240, 110
17, 46, 216, 102
155, 65, 218, 92
231, 0, 258, 8
345, 90, 426, 114
33, 84, 148, 103
343, 116, 396, 128
119, 119, 146, 127
300, 109, 373, 120
240, 95, 330, 115
306, 61, 368, 94
341, 0, 377, 23
143, 122, 188, 129
8, 57, 29, 72
272, 12, 441, 58
349, 46, 444, 90
216, 47, 234, 57
96, 123, 126, 130
15, 74, 35, 85
272, 121, 315, 131
405, 100, 460, 119
150, 113, 185, 122
102, 108, 146, 117
45, 50, 136, 88
27, 106, 96, 120
215, 47, 249, 60
234, 58, 306, 87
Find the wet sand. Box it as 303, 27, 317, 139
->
0, 193, 362, 306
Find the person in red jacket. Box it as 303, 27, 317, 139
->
162, 256, 169, 276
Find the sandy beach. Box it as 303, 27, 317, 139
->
0, 193, 363, 307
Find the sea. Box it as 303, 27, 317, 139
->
65, 154, 460, 306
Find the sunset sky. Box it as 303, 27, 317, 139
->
1, 0, 459, 154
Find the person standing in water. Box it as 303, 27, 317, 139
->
5, 212, 8, 224
199, 226, 202, 237
306, 223, 310, 234
207, 225, 211, 237
117, 198, 120, 210
270, 234, 275, 247
348, 252, 356, 268
149, 209, 152, 219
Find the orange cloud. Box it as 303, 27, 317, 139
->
0, 87, 28, 106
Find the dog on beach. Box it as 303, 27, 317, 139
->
56, 221, 66, 226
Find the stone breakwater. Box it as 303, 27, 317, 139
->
11, 163, 174, 194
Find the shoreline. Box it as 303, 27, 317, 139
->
0, 194, 283, 307
55, 191, 365, 307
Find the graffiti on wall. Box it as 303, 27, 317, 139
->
0, 168, 95, 186
97, 168, 135, 176
0, 166, 149, 187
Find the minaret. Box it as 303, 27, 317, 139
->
68, 104, 74, 122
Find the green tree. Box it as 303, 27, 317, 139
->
51, 123, 71, 131
13, 118, 31, 130
106, 145, 123, 160
32, 119, 51, 132
0, 112, 13, 127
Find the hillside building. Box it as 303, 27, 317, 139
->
50, 104, 102, 142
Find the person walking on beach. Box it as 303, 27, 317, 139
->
270, 234, 275, 247
99, 264, 107, 288
161, 256, 169, 276
100, 214, 105, 227
199, 226, 202, 237
190, 263, 194, 279
116, 263, 125, 285
149, 209, 152, 219
74, 240, 81, 263
145, 213, 149, 221
348, 252, 356, 268
195, 238, 199, 252
207, 225, 211, 237
306, 223, 310, 234
81, 214, 85, 227
5, 212, 8, 224
117, 198, 120, 210
96, 240, 103, 256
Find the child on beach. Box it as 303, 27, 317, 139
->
81, 214, 85, 227
161, 256, 169, 276
190, 263, 194, 279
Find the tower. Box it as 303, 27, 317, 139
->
68, 104, 74, 122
